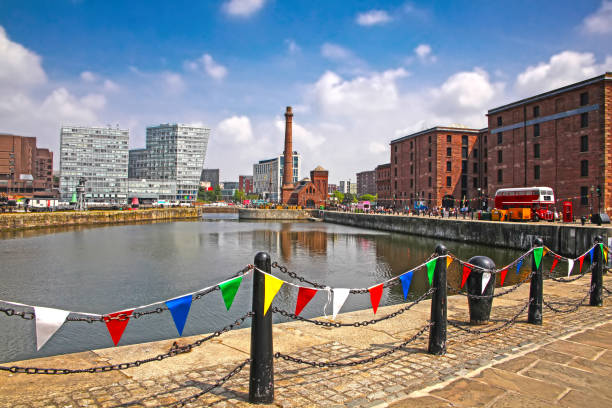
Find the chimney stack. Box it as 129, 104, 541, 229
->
281, 106, 294, 203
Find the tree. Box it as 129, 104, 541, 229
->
343, 192, 357, 204
234, 190, 245, 202
332, 190, 344, 203
359, 194, 377, 202
246, 194, 259, 200
213, 185, 222, 201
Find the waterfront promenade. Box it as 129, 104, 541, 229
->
1, 273, 609, 407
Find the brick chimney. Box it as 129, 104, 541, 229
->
281, 106, 294, 203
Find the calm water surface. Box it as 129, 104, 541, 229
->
0, 214, 525, 362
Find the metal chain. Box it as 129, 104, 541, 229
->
543, 285, 593, 314
0, 313, 253, 375
447, 298, 531, 334
274, 322, 431, 368
169, 358, 250, 407
1, 265, 254, 323
604, 286, 612, 295
448, 271, 534, 300
271, 287, 435, 328
549, 263, 592, 283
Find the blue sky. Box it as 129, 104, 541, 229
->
1, 0, 611, 181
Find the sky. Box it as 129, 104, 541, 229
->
1, 0, 612, 183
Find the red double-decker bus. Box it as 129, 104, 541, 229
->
494, 187, 555, 221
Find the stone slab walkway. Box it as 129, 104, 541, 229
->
1, 275, 611, 408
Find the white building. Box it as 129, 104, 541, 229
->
59, 126, 129, 204
128, 124, 210, 202
253, 153, 300, 201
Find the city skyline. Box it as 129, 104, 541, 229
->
0, 1, 611, 181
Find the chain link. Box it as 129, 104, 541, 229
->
1, 265, 254, 323
447, 298, 531, 334
448, 271, 534, 300
169, 358, 251, 407
274, 322, 431, 368
543, 284, 593, 313
272, 287, 435, 328
0, 312, 253, 375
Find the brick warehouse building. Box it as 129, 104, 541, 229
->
0, 134, 54, 197
390, 127, 485, 210
376, 163, 391, 207
487, 72, 612, 217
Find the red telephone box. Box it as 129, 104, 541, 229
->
562, 201, 573, 222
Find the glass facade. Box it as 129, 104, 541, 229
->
253, 153, 300, 201
59, 126, 129, 203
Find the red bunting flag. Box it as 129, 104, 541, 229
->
295, 287, 318, 317
550, 257, 559, 274
500, 269, 508, 286
461, 264, 472, 288
368, 284, 384, 314
578, 255, 585, 273
104, 310, 133, 346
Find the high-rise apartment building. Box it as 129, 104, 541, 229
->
0, 134, 54, 197
253, 153, 300, 201
128, 124, 210, 202
356, 170, 376, 196
239, 175, 253, 194
201, 168, 220, 188
59, 126, 129, 203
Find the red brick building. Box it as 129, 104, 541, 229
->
0, 134, 55, 197
375, 163, 391, 207
238, 175, 253, 194
486, 72, 612, 217
288, 166, 328, 208
356, 169, 376, 196
390, 127, 483, 209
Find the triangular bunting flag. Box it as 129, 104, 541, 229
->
461, 264, 472, 288
533, 247, 543, 270
550, 257, 559, 274
543, 248, 549, 257
500, 269, 508, 286
399, 271, 414, 299
578, 255, 585, 273
446, 256, 453, 268
219, 276, 243, 311
34, 306, 70, 351
263, 274, 284, 316
567, 259, 574, 278
589, 248, 594, 265
603, 244, 608, 264
368, 284, 384, 314
165, 295, 192, 336
481, 272, 491, 295
332, 288, 350, 319
426, 259, 437, 286
295, 287, 318, 316
104, 309, 133, 346
516, 258, 523, 274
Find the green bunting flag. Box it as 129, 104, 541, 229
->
533, 247, 543, 270
426, 259, 437, 286
219, 276, 243, 311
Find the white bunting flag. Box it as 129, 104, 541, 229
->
567, 259, 574, 277
332, 288, 350, 320
481, 272, 491, 295
34, 306, 70, 351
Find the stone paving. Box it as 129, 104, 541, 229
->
1, 275, 611, 408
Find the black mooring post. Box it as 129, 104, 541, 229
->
249, 252, 274, 403
590, 236, 604, 307
428, 244, 448, 355
528, 237, 544, 325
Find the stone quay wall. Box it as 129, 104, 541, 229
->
0, 208, 200, 231
238, 208, 316, 220
319, 211, 610, 257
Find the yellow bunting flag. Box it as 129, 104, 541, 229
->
263, 274, 284, 316
543, 248, 549, 257
446, 256, 453, 268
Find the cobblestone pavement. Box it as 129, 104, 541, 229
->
2, 276, 611, 408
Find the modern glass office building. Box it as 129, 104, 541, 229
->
253, 153, 300, 201
59, 126, 129, 204
128, 124, 210, 202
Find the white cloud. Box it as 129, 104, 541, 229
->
275, 119, 325, 151
414, 44, 437, 63
80, 71, 97, 82
80, 93, 106, 110
222, 0, 265, 17
103, 79, 120, 92
0, 26, 46, 88
321, 43, 353, 61
432, 68, 503, 111
185, 54, 228, 80
39, 88, 99, 124
582, 1, 612, 34
217, 115, 253, 143
285, 39, 300, 54
515, 51, 612, 96
368, 141, 387, 154
356, 10, 392, 26
162, 72, 185, 93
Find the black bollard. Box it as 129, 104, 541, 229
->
466, 256, 496, 324
428, 244, 448, 355
590, 236, 604, 307
249, 252, 274, 403
528, 237, 544, 325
